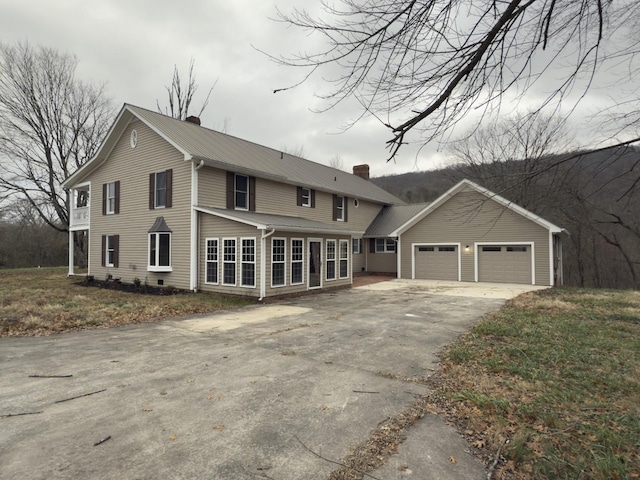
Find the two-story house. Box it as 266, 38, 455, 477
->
63, 104, 565, 298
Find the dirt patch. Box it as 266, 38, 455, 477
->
352, 274, 396, 288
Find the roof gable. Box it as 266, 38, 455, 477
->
64, 104, 403, 205
391, 179, 562, 236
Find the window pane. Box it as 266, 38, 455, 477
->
326, 261, 335, 280
327, 241, 336, 260
376, 239, 384, 252
155, 172, 166, 207
272, 263, 285, 286
340, 259, 348, 278
291, 262, 303, 284
235, 175, 248, 209
159, 234, 170, 266
242, 263, 255, 286
150, 235, 156, 266
223, 263, 236, 284
206, 239, 218, 283
206, 262, 218, 283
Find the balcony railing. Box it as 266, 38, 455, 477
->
71, 206, 90, 229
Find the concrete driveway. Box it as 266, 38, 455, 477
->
0, 280, 546, 480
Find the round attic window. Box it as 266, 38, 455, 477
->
354, 198, 360, 208
130, 130, 138, 148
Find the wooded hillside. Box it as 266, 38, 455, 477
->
373, 147, 640, 289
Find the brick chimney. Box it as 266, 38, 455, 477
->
353, 164, 370, 180
185, 116, 201, 125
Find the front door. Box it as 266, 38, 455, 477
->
309, 240, 322, 289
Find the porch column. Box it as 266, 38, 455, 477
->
68, 230, 75, 276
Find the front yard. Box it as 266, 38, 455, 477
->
430, 288, 640, 479
0, 267, 251, 336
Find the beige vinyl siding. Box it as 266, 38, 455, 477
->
197, 166, 226, 208
199, 214, 261, 296
352, 245, 366, 274
367, 251, 398, 273
400, 189, 551, 285
197, 169, 384, 231
88, 119, 192, 289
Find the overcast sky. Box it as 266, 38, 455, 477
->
1, 1, 637, 177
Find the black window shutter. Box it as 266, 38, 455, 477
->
102, 183, 107, 215
165, 169, 173, 208
370, 238, 376, 253
114, 181, 120, 214
344, 197, 349, 222
249, 176, 256, 212
332, 195, 338, 221
101, 235, 106, 266
113, 235, 119, 267
149, 173, 155, 209
226, 172, 234, 209
311, 189, 316, 208
297, 186, 302, 206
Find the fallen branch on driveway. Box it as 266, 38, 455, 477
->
55, 389, 106, 403
94, 436, 111, 446
294, 435, 383, 480
29, 374, 73, 378
1, 411, 43, 418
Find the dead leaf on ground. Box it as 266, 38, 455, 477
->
213, 425, 225, 431
169, 435, 177, 441
449, 456, 457, 464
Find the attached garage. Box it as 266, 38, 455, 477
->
477, 244, 533, 284
414, 244, 460, 281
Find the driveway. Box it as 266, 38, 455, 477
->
0, 280, 546, 479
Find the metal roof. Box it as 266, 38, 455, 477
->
112, 105, 402, 205
365, 203, 430, 237
195, 206, 364, 235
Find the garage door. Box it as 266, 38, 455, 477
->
414, 245, 458, 281
478, 245, 532, 284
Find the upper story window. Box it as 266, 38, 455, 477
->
149, 169, 173, 209
375, 238, 396, 253
297, 187, 315, 208
333, 195, 348, 222
102, 181, 120, 215
235, 174, 249, 210
226, 172, 255, 211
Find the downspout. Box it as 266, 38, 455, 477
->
259, 228, 276, 301
190, 160, 205, 292
396, 235, 401, 279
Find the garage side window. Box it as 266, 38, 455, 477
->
376, 238, 396, 253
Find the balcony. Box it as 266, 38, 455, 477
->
70, 206, 90, 229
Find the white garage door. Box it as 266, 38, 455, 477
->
478, 245, 532, 284
414, 245, 458, 281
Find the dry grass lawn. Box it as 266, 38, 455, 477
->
429, 287, 640, 480
0, 267, 252, 336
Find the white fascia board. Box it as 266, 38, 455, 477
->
195, 206, 267, 229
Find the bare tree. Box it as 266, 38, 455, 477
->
157, 58, 216, 120
329, 154, 345, 171
446, 111, 574, 212
273, 1, 640, 158
0, 42, 114, 233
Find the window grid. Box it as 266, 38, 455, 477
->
376, 238, 396, 253
339, 240, 349, 279
106, 182, 116, 214
241, 238, 256, 287
301, 188, 311, 207
352, 238, 361, 254
272, 238, 286, 287
223, 238, 237, 285
326, 240, 336, 280
205, 239, 218, 284
155, 171, 166, 208
235, 174, 248, 210
291, 239, 304, 285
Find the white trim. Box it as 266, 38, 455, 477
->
411, 243, 461, 281
301, 187, 312, 207
148, 232, 172, 272
308, 238, 323, 290
190, 162, 198, 290
271, 237, 287, 288
204, 237, 219, 285
391, 179, 562, 236
397, 235, 401, 279
68, 230, 74, 276
548, 232, 555, 287
326, 239, 337, 281
240, 237, 257, 288
474, 242, 535, 285
260, 229, 276, 299
222, 237, 237, 286
290, 238, 305, 286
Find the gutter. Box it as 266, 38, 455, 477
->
259, 228, 276, 301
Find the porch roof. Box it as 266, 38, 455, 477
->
195, 206, 364, 236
